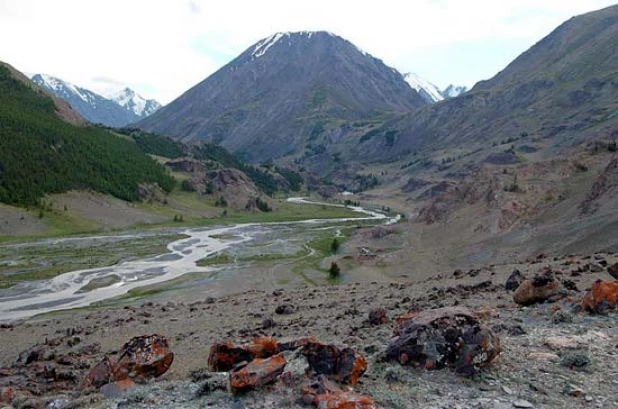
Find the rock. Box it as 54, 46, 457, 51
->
505, 270, 524, 291
544, 336, 580, 350
261, 317, 276, 329
302, 341, 367, 385
607, 262, 618, 279
367, 308, 389, 326
512, 400, 534, 408
247, 337, 278, 359
384, 307, 500, 375
300, 375, 375, 409
275, 304, 295, 315
114, 334, 174, 383
207, 343, 255, 372
392, 311, 418, 336
563, 383, 584, 397
99, 379, 136, 399
551, 310, 574, 324
0, 387, 14, 403
208, 337, 279, 371
85, 356, 117, 389
278, 337, 317, 353
453, 269, 464, 278
513, 273, 560, 306
581, 280, 618, 314
229, 354, 286, 394
589, 263, 603, 273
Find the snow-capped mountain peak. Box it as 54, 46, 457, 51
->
108, 87, 161, 117
402, 72, 444, 104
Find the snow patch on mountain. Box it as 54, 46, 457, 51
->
253, 32, 285, 58
403, 72, 444, 103
442, 84, 468, 98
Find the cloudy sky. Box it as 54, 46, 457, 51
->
0, 0, 615, 104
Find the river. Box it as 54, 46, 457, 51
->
0, 198, 397, 321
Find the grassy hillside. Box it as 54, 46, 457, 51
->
0, 65, 175, 206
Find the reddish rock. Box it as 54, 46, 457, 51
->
85, 356, 117, 388
581, 280, 618, 314
85, 335, 173, 389
301, 375, 375, 409
247, 337, 278, 359
303, 341, 367, 385
367, 308, 389, 326
277, 336, 318, 352
607, 262, 618, 279
208, 342, 254, 372
208, 337, 280, 372
115, 334, 174, 382
385, 307, 500, 375
513, 273, 560, 306
229, 354, 286, 394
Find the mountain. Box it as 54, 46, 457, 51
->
108, 87, 161, 117
137, 31, 426, 163
30, 74, 160, 127
403, 72, 444, 103
0, 62, 174, 206
441, 84, 467, 98
351, 5, 618, 166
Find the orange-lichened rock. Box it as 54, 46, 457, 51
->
229, 354, 286, 394
581, 280, 618, 314
85, 334, 174, 390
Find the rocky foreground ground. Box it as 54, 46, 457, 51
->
1, 252, 618, 409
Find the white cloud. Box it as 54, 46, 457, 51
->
0, 0, 615, 103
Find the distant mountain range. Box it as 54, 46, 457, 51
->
402, 73, 467, 103
136, 31, 427, 163
30, 74, 161, 127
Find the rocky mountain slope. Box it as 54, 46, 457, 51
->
136, 31, 426, 163
30, 74, 160, 127
356, 5, 618, 167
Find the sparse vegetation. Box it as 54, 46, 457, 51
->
328, 261, 341, 278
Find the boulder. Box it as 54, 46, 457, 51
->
300, 375, 375, 409
581, 280, 618, 314
505, 269, 524, 291
99, 378, 136, 399
85, 335, 173, 389
302, 341, 367, 385
275, 304, 295, 315
85, 356, 117, 388
513, 273, 560, 305
229, 354, 286, 394
207, 343, 255, 372
384, 307, 500, 375
114, 334, 174, 382
367, 308, 389, 326
208, 337, 280, 372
